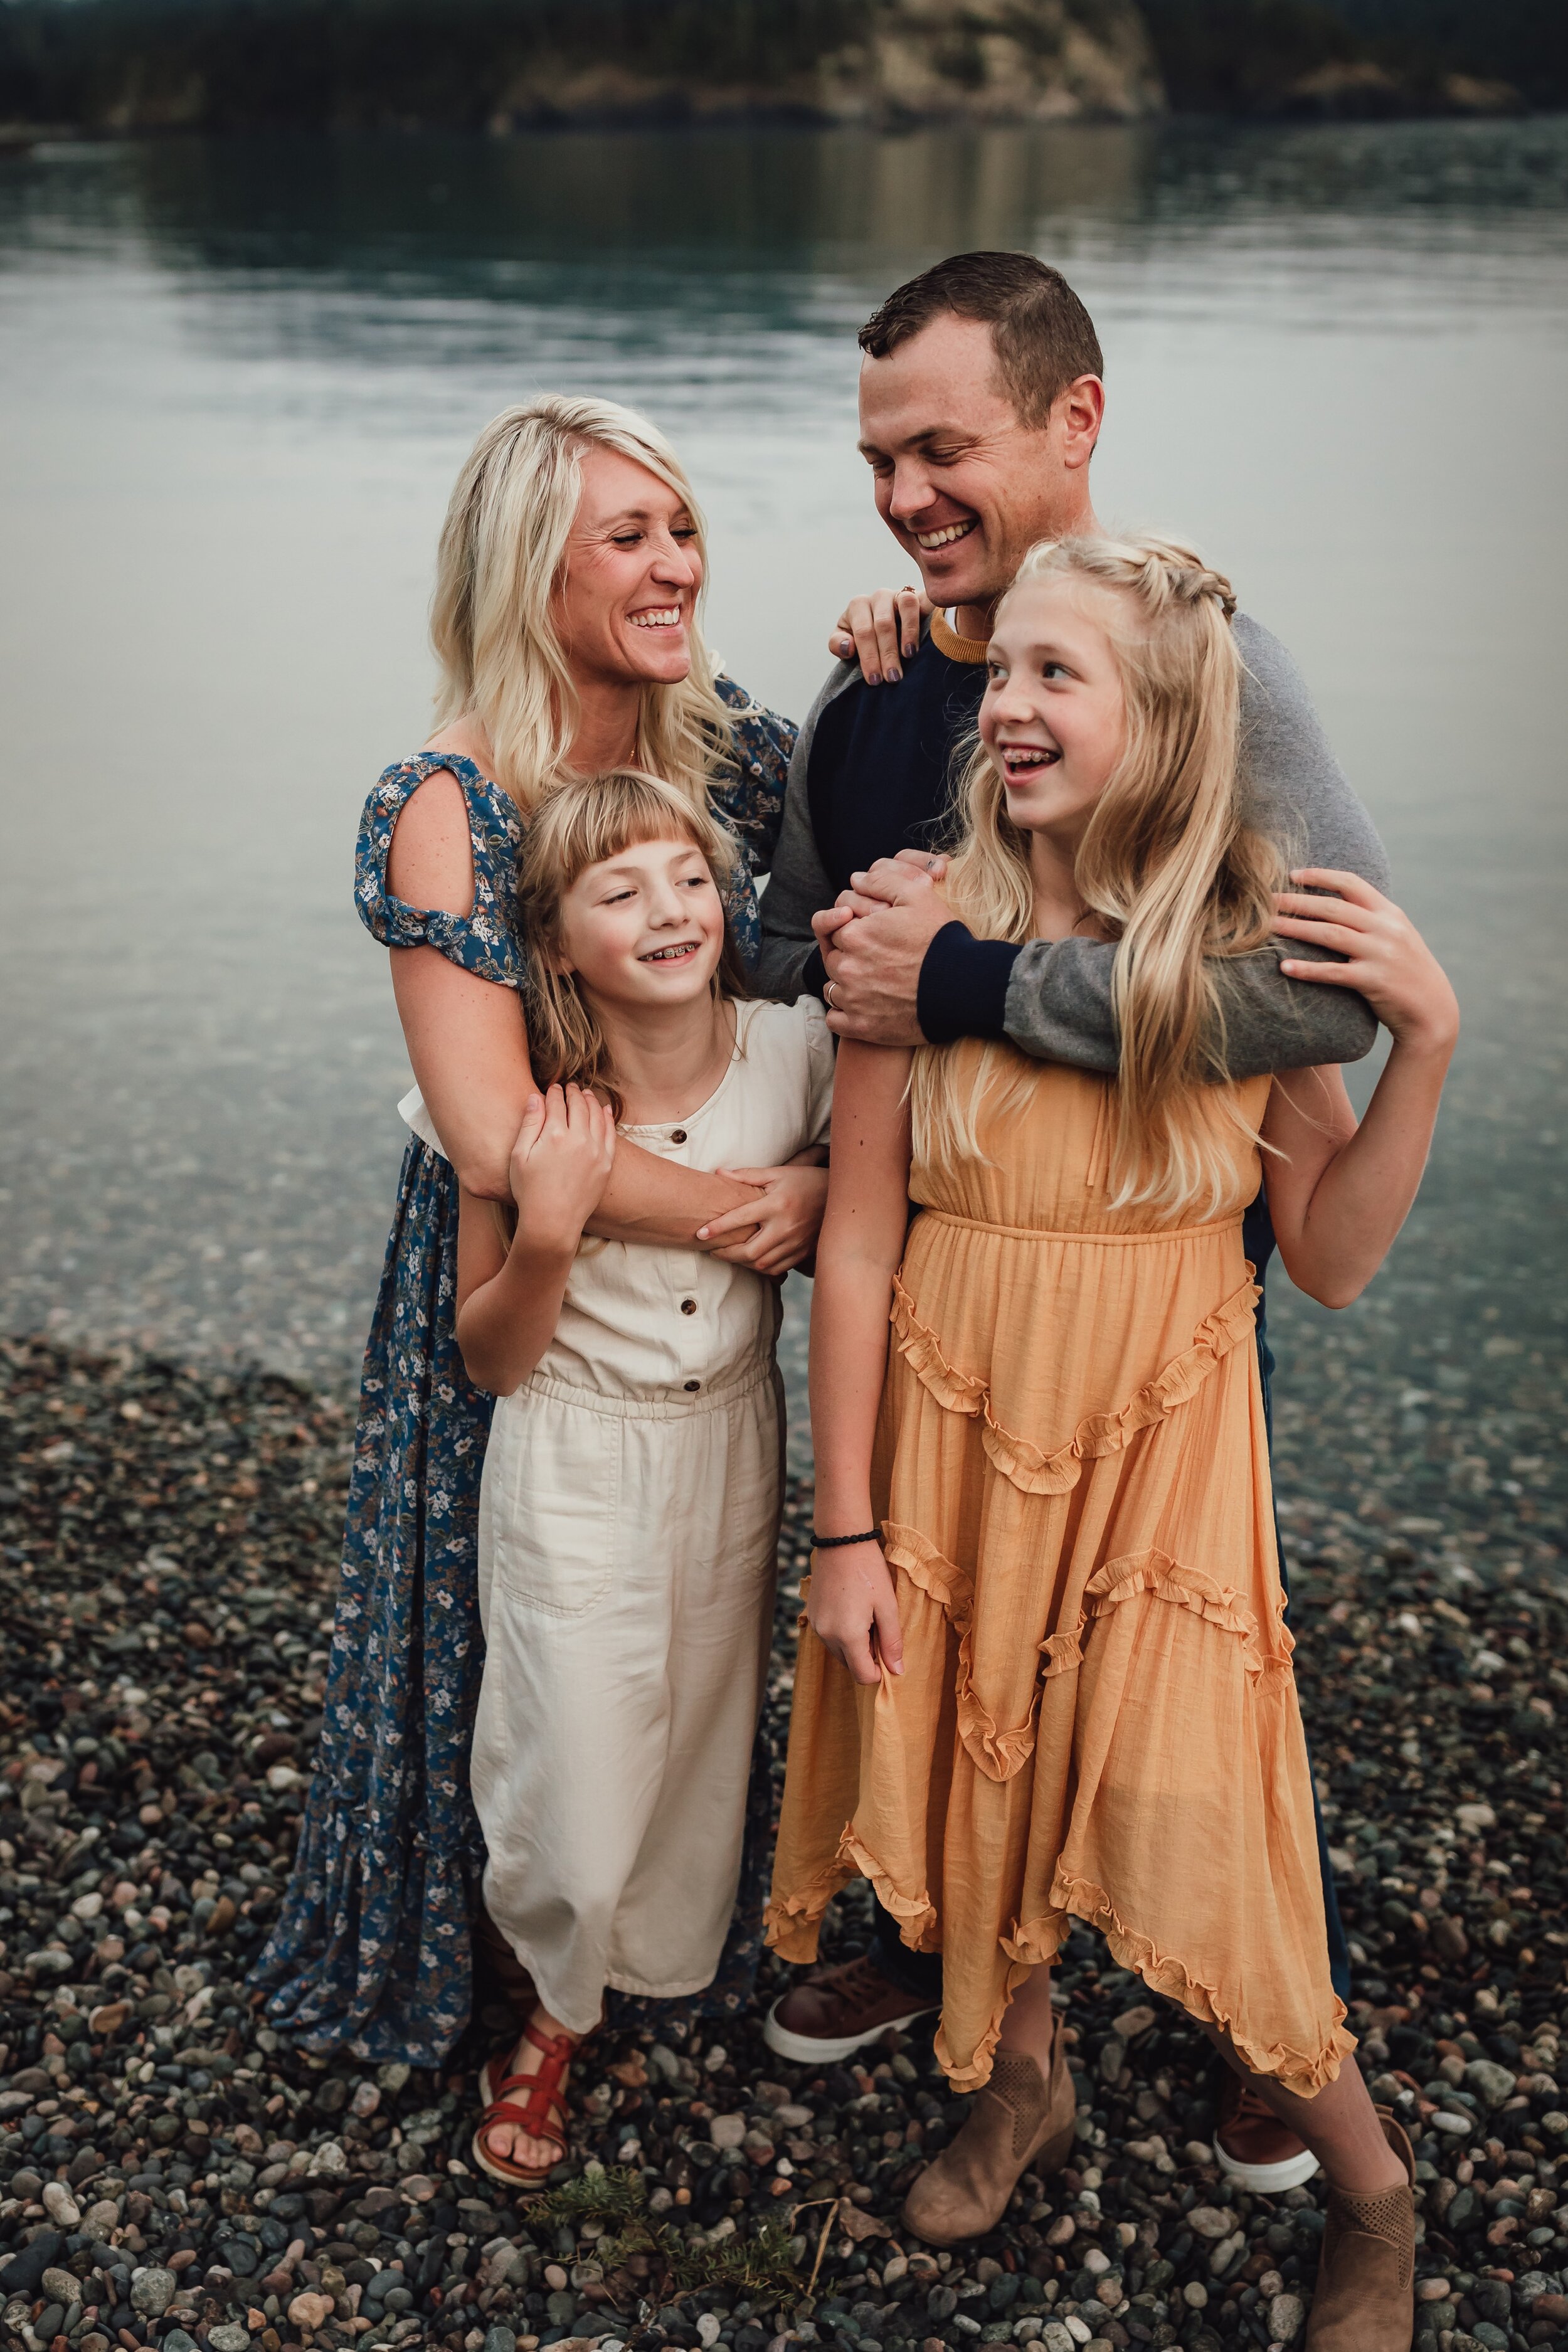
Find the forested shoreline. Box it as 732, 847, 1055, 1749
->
0, 0, 1563, 143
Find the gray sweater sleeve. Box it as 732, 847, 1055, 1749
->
753, 659, 857, 1001
1002, 613, 1391, 1077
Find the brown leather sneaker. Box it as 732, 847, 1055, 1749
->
763, 1954, 938, 2062
1306, 2107, 1416, 2351
902, 2031, 1077, 2245
1215, 2067, 1320, 2192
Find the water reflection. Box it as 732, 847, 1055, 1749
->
0, 118, 1564, 1435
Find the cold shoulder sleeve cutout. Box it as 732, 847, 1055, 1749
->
354, 753, 526, 988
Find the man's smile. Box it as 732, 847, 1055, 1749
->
914, 518, 978, 551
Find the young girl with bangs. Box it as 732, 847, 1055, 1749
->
768, 537, 1456, 2347
453, 766, 834, 2190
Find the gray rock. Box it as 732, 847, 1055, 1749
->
1268, 2290, 1307, 2342
209, 2330, 253, 2352
484, 2330, 519, 2352
1463, 2059, 1518, 2109
130, 2264, 177, 2316
40, 2267, 78, 2304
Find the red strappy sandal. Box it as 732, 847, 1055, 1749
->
471, 2016, 576, 2189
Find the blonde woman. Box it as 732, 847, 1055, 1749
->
454, 768, 832, 2186
253, 395, 913, 2067
768, 537, 1456, 2346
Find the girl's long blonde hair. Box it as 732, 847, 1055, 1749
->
431, 395, 734, 818
913, 534, 1283, 1220
516, 767, 748, 1122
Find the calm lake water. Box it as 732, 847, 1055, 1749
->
2, 118, 1566, 1478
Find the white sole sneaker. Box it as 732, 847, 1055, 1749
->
1215, 2136, 1321, 2193
761, 1993, 938, 2066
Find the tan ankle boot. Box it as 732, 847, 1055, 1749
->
1306, 2108, 1416, 2351
901, 2033, 1076, 2246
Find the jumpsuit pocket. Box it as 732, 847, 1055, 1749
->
486, 1394, 622, 1619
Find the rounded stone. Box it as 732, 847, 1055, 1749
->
130, 2265, 177, 2316
1268, 2290, 1306, 2341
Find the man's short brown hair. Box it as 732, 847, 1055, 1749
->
858, 250, 1103, 430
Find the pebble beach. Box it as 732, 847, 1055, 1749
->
0, 1300, 1564, 2352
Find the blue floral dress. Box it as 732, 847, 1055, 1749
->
252, 679, 797, 2061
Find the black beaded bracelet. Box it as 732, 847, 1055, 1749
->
810, 1528, 880, 1549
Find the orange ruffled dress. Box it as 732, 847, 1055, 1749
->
766, 1046, 1353, 2099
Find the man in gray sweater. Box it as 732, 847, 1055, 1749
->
759, 251, 1384, 2198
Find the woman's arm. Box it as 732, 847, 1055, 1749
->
806, 1042, 914, 1685
388, 768, 762, 1237
455, 1086, 616, 1394
1261, 872, 1458, 1310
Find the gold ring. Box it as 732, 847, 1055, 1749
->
824, 980, 840, 1010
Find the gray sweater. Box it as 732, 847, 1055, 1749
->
756, 612, 1390, 1076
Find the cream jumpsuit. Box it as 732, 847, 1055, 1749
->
403, 996, 833, 2033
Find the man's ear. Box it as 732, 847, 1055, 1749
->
1057, 374, 1105, 474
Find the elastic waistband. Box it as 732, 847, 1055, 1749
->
916, 1209, 1245, 1246
501, 1352, 778, 1422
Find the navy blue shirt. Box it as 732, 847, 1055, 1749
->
807, 628, 987, 892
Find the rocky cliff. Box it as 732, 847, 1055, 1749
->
485, 1, 1165, 130
0, 0, 1167, 139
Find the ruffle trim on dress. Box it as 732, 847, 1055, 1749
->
1045, 1867, 1355, 2099
884, 1523, 1037, 1783
1075, 1547, 1294, 1685
837, 1827, 941, 1954
763, 1826, 941, 1965
890, 1272, 1260, 1498
884, 1524, 1293, 1779
762, 1857, 852, 1964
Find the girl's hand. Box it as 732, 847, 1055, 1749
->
808, 1538, 904, 1685
830, 585, 932, 686
697, 1163, 830, 1276
1274, 871, 1459, 1056
509, 1084, 617, 1255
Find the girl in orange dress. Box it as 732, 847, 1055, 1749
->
766, 537, 1456, 2349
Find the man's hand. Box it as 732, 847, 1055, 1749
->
696, 1162, 829, 1276
813, 852, 955, 1046
830, 586, 931, 685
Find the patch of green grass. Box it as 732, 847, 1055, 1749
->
666, 2211, 803, 2300
524, 2163, 652, 2229
524, 2168, 810, 2310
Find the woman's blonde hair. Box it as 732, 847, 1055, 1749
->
431, 394, 733, 817
913, 533, 1283, 1219
516, 768, 748, 1121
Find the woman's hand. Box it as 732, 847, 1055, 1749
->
830, 586, 933, 686
808, 1538, 904, 1685
509, 1084, 617, 1253
696, 1162, 830, 1276
1274, 871, 1459, 1056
